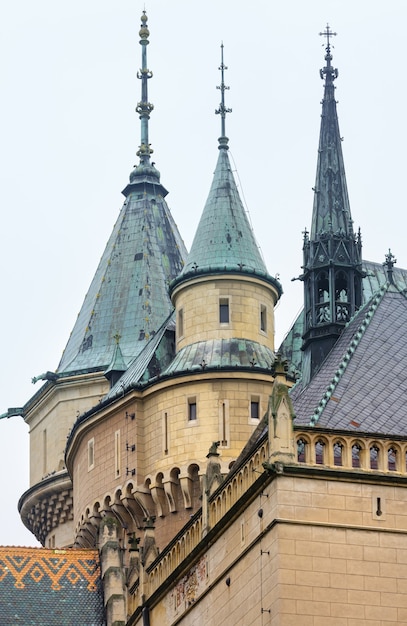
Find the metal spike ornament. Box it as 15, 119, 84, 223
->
136, 11, 154, 163
215, 43, 232, 149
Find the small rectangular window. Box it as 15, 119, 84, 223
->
88, 438, 95, 471
250, 398, 260, 420
188, 397, 197, 421
260, 304, 267, 333
219, 298, 229, 323
178, 308, 184, 339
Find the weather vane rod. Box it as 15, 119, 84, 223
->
215, 43, 232, 139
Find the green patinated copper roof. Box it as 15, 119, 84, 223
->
0, 547, 105, 625
311, 29, 353, 239
57, 14, 187, 375
170, 48, 280, 296
164, 338, 275, 374
172, 141, 273, 288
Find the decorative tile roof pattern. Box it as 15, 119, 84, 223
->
163, 338, 275, 375
0, 547, 105, 625
57, 186, 187, 375
291, 284, 407, 435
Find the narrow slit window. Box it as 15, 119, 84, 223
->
88, 438, 95, 471
115, 430, 121, 477
164, 412, 169, 454
219, 298, 229, 323
260, 304, 267, 333
178, 308, 184, 339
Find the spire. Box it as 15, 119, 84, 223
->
136, 11, 154, 166
170, 45, 280, 297
125, 11, 162, 189
300, 27, 364, 383
57, 13, 187, 375
311, 24, 352, 238
215, 43, 232, 148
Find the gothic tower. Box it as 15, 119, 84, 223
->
300, 26, 364, 382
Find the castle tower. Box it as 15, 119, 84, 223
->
63, 43, 284, 553
18, 12, 187, 548
170, 44, 281, 354
300, 26, 363, 382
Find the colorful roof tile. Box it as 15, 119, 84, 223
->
0, 547, 105, 625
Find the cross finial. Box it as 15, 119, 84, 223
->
319, 23, 337, 53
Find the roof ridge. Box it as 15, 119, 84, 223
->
309, 284, 387, 426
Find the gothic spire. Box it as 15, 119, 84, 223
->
300, 27, 364, 383
311, 24, 352, 239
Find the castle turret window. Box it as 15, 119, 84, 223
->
219, 298, 229, 323
188, 397, 197, 421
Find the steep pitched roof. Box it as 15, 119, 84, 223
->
291, 283, 407, 436
310, 29, 352, 239
178, 142, 268, 278
57, 14, 187, 376
0, 547, 105, 625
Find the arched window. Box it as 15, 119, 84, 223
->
297, 438, 307, 463
370, 446, 379, 470
388, 448, 397, 471
315, 440, 325, 465
335, 271, 349, 321
317, 272, 329, 304
352, 444, 361, 468
333, 442, 343, 466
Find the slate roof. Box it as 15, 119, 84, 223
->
280, 259, 407, 377
0, 547, 105, 625
290, 282, 407, 436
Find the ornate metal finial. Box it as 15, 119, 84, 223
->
215, 43, 232, 149
319, 24, 338, 84
383, 249, 397, 284
113, 332, 121, 345
136, 12, 154, 163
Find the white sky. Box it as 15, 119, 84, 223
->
1, 0, 406, 546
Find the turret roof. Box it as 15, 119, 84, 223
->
57, 13, 187, 375
170, 46, 280, 298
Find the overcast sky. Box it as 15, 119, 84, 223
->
1, 0, 406, 546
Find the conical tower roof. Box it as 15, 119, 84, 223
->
171, 45, 280, 296
311, 25, 353, 239
58, 13, 187, 375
